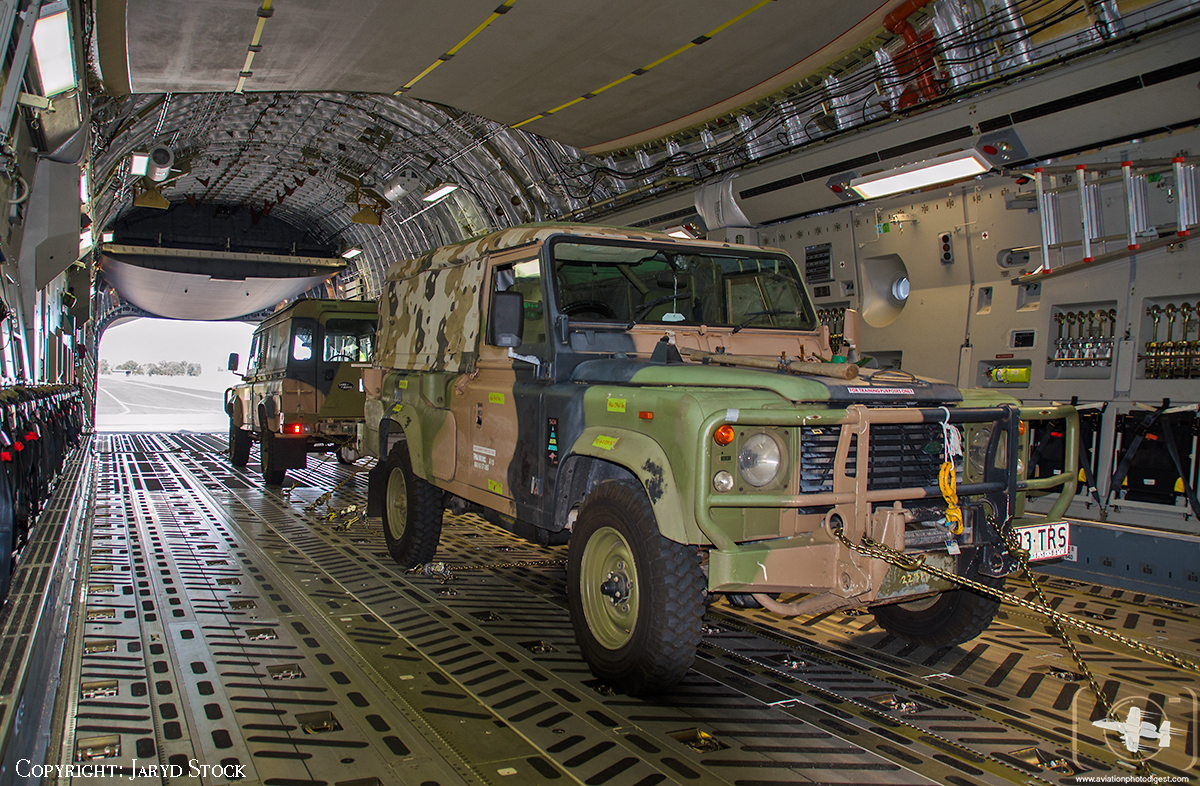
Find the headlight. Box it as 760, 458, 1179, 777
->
967, 426, 992, 480
713, 470, 734, 493
738, 432, 783, 487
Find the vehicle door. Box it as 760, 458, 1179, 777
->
285, 318, 319, 421
450, 247, 550, 516
232, 331, 261, 427
317, 314, 376, 418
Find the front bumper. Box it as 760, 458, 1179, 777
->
699, 403, 1078, 600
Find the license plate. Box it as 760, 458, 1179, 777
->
1014, 521, 1071, 561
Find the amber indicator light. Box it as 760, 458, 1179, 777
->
638, 411, 653, 420
714, 424, 736, 445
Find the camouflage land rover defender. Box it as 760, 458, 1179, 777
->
363, 223, 1078, 694
226, 298, 377, 485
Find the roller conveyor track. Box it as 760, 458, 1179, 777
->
35, 433, 1200, 785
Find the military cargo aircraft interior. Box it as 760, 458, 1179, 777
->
1, 0, 1199, 783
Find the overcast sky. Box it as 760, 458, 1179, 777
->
99, 318, 256, 374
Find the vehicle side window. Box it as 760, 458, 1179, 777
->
292, 324, 314, 361
323, 319, 375, 362
246, 333, 261, 372
494, 259, 545, 351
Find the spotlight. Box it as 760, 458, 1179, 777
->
147, 145, 174, 182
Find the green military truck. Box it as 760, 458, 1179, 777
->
362, 223, 1078, 694
226, 298, 377, 485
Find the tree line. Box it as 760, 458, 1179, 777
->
101, 359, 202, 377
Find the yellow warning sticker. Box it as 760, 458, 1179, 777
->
487, 479, 504, 494
592, 435, 619, 450
607, 398, 627, 413
391, 404, 403, 413
397, 380, 408, 389
488, 392, 506, 404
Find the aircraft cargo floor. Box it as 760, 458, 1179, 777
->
6, 434, 1199, 785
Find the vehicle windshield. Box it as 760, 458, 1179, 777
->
323, 318, 376, 362
550, 239, 816, 330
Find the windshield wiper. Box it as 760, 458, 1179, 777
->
731, 309, 795, 333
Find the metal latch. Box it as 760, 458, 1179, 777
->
296, 711, 342, 734
81, 680, 119, 699
268, 664, 304, 680
76, 736, 120, 761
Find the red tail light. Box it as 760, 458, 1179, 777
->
289, 424, 303, 434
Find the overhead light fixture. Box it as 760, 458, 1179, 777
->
129, 153, 149, 177
341, 247, 362, 259
665, 226, 694, 239
422, 183, 459, 202
101, 231, 114, 243
31, 10, 75, 96
849, 149, 992, 200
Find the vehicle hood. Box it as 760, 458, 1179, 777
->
570, 358, 963, 404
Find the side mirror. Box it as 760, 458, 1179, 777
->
842, 308, 861, 362
227, 352, 239, 371
488, 291, 524, 348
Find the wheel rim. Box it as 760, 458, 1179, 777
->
896, 593, 942, 612
579, 525, 639, 650
386, 467, 408, 541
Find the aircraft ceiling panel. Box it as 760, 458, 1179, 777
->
100, 255, 335, 321
112, 0, 897, 150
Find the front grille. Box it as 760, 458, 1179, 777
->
800, 422, 944, 494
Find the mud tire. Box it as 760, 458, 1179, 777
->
871, 574, 1003, 648
260, 431, 287, 486
567, 480, 705, 694
229, 420, 251, 467
382, 443, 444, 568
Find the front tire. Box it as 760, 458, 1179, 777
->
871, 574, 1003, 648
567, 480, 705, 694
260, 431, 287, 486
229, 420, 251, 467
382, 443, 444, 567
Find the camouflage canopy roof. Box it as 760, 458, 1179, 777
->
383, 222, 775, 281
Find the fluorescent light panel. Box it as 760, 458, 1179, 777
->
129, 153, 149, 176
850, 150, 991, 199
422, 183, 459, 202
32, 11, 75, 96
341, 247, 362, 259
